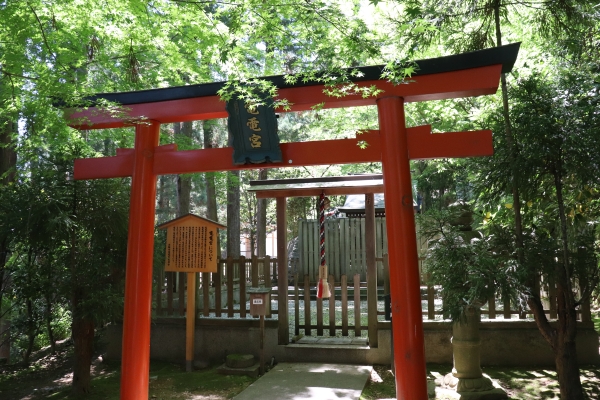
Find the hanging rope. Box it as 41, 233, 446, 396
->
317, 192, 330, 298
319, 192, 325, 268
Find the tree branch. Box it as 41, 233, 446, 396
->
28, 4, 69, 74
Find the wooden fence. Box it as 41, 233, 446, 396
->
293, 273, 372, 337
154, 255, 276, 318
153, 255, 593, 329
297, 217, 388, 283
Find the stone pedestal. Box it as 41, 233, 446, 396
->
436, 306, 507, 399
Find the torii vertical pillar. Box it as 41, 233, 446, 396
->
377, 97, 428, 399
120, 121, 160, 399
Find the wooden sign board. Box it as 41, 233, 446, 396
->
157, 214, 226, 273
226, 96, 282, 165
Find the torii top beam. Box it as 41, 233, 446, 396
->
66, 43, 519, 129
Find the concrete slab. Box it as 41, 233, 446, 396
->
233, 363, 372, 400
295, 336, 368, 346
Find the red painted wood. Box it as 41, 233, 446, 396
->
74, 127, 493, 180
74, 144, 180, 180
155, 136, 383, 175
74, 153, 134, 179
120, 121, 160, 400
66, 65, 502, 129
408, 127, 493, 159
377, 97, 428, 400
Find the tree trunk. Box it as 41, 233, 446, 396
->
256, 169, 269, 257
0, 119, 17, 184
177, 176, 192, 216
244, 186, 256, 256
71, 294, 94, 395
24, 298, 36, 364
176, 122, 193, 302
555, 331, 584, 399
0, 112, 17, 361
555, 279, 584, 399
177, 122, 193, 217
227, 171, 241, 258
0, 244, 11, 362
552, 165, 584, 398
494, 3, 525, 259
45, 295, 56, 354
203, 120, 219, 222
69, 182, 93, 394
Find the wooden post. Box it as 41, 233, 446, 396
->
365, 193, 378, 347
317, 296, 323, 336
377, 97, 428, 400
354, 274, 361, 337
227, 257, 234, 317
239, 260, 247, 318
294, 274, 300, 336
186, 272, 196, 372
263, 255, 272, 318
276, 197, 289, 344
341, 274, 348, 336
304, 275, 311, 335
215, 262, 222, 317
119, 121, 160, 400
260, 315, 265, 375
328, 274, 335, 336
202, 272, 210, 317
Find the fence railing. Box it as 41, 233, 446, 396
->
154, 255, 275, 318
153, 255, 593, 325
293, 273, 371, 337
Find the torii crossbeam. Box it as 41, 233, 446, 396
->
66, 43, 519, 400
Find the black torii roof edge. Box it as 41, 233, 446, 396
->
82, 43, 520, 106
248, 174, 383, 187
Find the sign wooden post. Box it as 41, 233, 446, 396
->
157, 214, 226, 372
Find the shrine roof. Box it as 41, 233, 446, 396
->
156, 213, 226, 230
248, 174, 384, 198
339, 193, 387, 213
83, 43, 520, 106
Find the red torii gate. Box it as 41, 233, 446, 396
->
66, 43, 519, 400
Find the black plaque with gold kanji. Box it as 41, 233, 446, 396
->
226, 96, 282, 165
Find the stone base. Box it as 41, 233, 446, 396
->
433, 373, 507, 400
226, 354, 255, 369
216, 362, 260, 378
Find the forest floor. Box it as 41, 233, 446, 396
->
0, 337, 256, 400
362, 364, 600, 400
1, 341, 599, 399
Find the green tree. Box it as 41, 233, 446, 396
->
0, 140, 130, 393
424, 72, 600, 399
